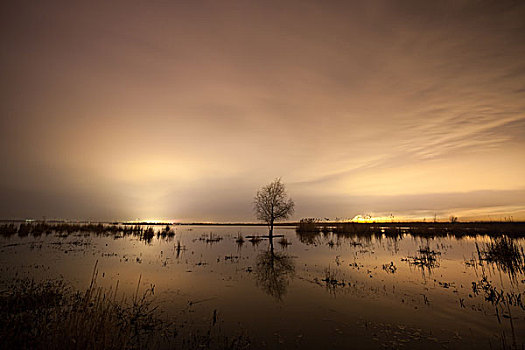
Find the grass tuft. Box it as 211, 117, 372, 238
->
0, 271, 171, 350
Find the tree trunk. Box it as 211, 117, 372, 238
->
269, 219, 274, 239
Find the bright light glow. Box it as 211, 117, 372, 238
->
126, 218, 177, 224
351, 215, 395, 223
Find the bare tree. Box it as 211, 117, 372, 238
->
254, 178, 295, 238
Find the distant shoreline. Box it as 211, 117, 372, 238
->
2, 220, 525, 237
1, 219, 524, 226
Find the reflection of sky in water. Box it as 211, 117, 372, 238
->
1, 225, 524, 349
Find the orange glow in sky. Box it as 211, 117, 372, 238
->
1, 1, 524, 222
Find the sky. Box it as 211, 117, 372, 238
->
1, 0, 524, 222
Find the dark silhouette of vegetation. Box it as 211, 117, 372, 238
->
254, 178, 294, 239
477, 237, 525, 278
0, 222, 173, 242
0, 263, 252, 350
0, 266, 169, 349
321, 267, 346, 294
472, 276, 525, 311
471, 274, 524, 349
402, 246, 441, 273
248, 235, 262, 245
277, 237, 291, 247
296, 220, 525, 240
197, 232, 223, 244
235, 233, 245, 250
382, 262, 397, 274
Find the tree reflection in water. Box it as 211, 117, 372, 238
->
255, 239, 295, 301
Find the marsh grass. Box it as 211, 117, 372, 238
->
296, 221, 525, 238
296, 218, 320, 233
248, 236, 262, 245
0, 222, 170, 243
0, 263, 251, 350
320, 267, 346, 294
472, 277, 525, 311
471, 275, 525, 350
175, 240, 185, 258
277, 237, 291, 247
143, 227, 156, 242
478, 237, 525, 278
0, 263, 171, 350
382, 261, 397, 274
402, 246, 441, 271
235, 233, 245, 250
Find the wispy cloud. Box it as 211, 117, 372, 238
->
1, 1, 524, 220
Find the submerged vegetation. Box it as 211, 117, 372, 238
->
478, 237, 525, 277
402, 246, 441, 271
321, 267, 347, 293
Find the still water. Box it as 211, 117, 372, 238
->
1, 225, 524, 349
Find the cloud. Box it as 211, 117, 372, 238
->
1, 1, 524, 220
294, 189, 525, 221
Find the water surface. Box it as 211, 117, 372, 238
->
1, 225, 524, 349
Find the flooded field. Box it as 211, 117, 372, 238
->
1, 224, 524, 349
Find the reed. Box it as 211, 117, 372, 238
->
296, 221, 525, 239
0, 263, 250, 349
478, 237, 525, 277
0, 264, 170, 350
